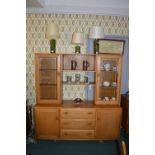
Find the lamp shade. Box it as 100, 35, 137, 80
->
46, 23, 60, 39
71, 32, 84, 45
89, 26, 104, 39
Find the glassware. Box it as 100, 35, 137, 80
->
75, 74, 81, 83
84, 76, 88, 83
66, 76, 72, 83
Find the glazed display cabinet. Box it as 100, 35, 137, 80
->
34, 53, 122, 140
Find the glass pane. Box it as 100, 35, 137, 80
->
99, 58, 118, 101
40, 70, 57, 84
40, 58, 57, 69
40, 85, 57, 99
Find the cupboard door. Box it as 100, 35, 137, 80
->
96, 108, 122, 140
35, 54, 61, 104
95, 54, 122, 105
40, 85, 57, 99
34, 107, 59, 140
39, 57, 57, 69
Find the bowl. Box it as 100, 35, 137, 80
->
103, 81, 110, 87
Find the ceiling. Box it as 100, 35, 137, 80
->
26, 0, 129, 16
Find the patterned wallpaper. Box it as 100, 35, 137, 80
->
26, 13, 129, 105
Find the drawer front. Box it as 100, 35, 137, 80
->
61, 130, 94, 139
61, 119, 95, 130
61, 109, 95, 119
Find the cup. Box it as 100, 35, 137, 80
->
104, 97, 109, 101
112, 66, 117, 71
66, 76, 72, 83
104, 63, 111, 71
75, 74, 81, 83
111, 82, 117, 87
84, 76, 88, 83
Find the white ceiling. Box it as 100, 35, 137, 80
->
26, 0, 129, 16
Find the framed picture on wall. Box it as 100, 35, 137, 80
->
98, 39, 125, 55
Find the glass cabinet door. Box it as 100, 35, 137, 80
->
36, 54, 61, 104
39, 57, 57, 100
96, 54, 122, 105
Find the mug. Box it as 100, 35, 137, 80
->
66, 76, 72, 83
71, 60, 77, 70
75, 74, 81, 83
112, 66, 117, 71
111, 82, 117, 87
84, 76, 88, 83
83, 60, 89, 70
104, 97, 109, 101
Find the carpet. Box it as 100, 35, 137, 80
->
27, 140, 120, 155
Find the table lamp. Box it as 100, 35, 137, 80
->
71, 32, 84, 53
89, 26, 104, 53
46, 22, 60, 53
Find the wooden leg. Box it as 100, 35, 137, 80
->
122, 141, 127, 155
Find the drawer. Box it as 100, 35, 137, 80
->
61, 109, 95, 119
61, 119, 95, 130
61, 130, 94, 139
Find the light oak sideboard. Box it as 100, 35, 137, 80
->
34, 53, 122, 140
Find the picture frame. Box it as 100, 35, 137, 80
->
98, 39, 125, 55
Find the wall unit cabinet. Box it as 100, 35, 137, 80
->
34, 53, 122, 140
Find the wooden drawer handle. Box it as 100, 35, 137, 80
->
64, 112, 68, 115
56, 116, 59, 120
88, 112, 93, 115
63, 122, 69, 125
97, 117, 100, 120
64, 133, 68, 136
87, 133, 92, 136
87, 122, 92, 125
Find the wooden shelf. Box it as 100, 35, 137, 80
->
40, 83, 57, 85
39, 69, 57, 71
100, 86, 117, 88
63, 82, 95, 85
100, 70, 117, 73
63, 70, 96, 72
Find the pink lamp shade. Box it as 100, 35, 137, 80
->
71, 32, 84, 45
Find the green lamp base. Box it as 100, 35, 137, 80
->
75, 46, 81, 54
94, 39, 99, 54
50, 39, 56, 53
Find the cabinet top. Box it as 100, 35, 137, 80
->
35, 52, 122, 56
35, 101, 120, 109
